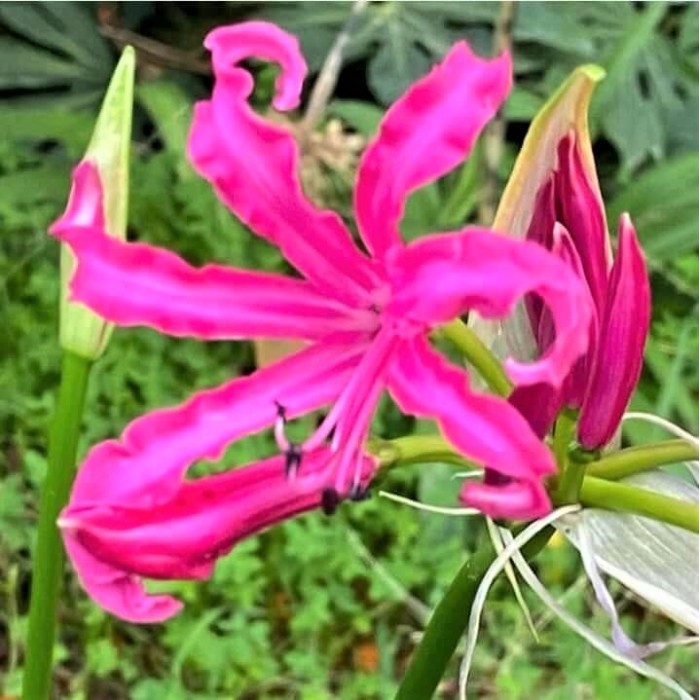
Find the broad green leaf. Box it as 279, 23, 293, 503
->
328, 99, 384, 137
607, 154, 699, 260
0, 38, 85, 88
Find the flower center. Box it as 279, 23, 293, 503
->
274, 327, 399, 504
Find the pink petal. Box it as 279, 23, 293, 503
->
387, 228, 592, 388
62, 533, 183, 623
388, 336, 556, 491
508, 382, 562, 439
355, 43, 511, 259
52, 160, 104, 230
51, 219, 370, 343
68, 340, 366, 510
578, 215, 651, 449
550, 222, 598, 408
62, 449, 375, 622
555, 135, 610, 317
460, 479, 551, 520
187, 22, 376, 304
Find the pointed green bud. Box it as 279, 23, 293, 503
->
58, 46, 135, 360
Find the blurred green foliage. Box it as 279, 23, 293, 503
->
0, 2, 697, 698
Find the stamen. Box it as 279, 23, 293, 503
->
284, 443, 302, 479
349, 483, 371, 502
321, 487, 341, 516
274, 401, 290, 452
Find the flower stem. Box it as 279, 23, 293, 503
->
579, 476, 699, 533
22, 351, 92, 700
585, 440, 698, 480
554, 412, 588, 504
370, 435, 470, 469
437, 319, 512, 397
394, 525, 553, 700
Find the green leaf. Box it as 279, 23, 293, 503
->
607, 154, 699, 260
328, 99, 384, 136
138, 81, 195, 172
0, 38, 85, 88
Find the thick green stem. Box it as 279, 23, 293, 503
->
580, 476, 699, 533
586, 440, 698, 481
394, 526, 552, 700
554, 411, 587, 504
437, 319, 512, 397
23, 351, 92, 700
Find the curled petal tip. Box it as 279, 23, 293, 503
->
204, 21, 306, 111
460, 479, 552, 520
49, 160, 104, 238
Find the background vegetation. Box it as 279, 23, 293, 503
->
0, 2, 697, 698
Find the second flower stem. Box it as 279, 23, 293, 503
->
22, 351, 92, 700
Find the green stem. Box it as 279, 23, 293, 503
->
371, 435, 470, 469
394, 526, 553, 700
554, 411, 587, 503
437, 319, 512, 397
23, 351, 92, 700
580, 476, 699, 533
586, 440, 698, 481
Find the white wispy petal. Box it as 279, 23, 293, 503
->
458, 505, 581, 699
505, 530, 694, 700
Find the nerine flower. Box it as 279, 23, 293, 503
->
483, 66, 651, 449
53, 22, 591, 622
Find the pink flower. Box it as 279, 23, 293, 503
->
53, 22, 591, 622
509, 134, 651, 449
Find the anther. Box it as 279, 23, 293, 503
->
321, 487, 341, 516
349, 484, 371, 502
284, 443, 303, 479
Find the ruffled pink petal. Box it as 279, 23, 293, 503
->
460, 478, 551, 520
62, 532, 183, 623
51, 217, 370, 343
188, 22, 376, 304
62, 449, 375, 622
578, 215, 651, 449
387, 336, 556, 492
555, 134, 610, 317
355, 43, 511, 259
68, 340, 366, 510
387, 228, 592, 388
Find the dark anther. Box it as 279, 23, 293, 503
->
275, 401, 287, 422
284, 443, 302, 478
321, 487, 341, 516
349, 484, 371, 502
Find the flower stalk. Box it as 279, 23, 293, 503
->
437, 318, 513, 397
394, 524, 553, 700
579, 476, 699, 533
22, 351, 92, 700
586, 440, 698, 480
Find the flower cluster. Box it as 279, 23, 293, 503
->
50, 21, 657, 624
